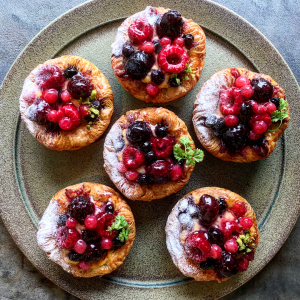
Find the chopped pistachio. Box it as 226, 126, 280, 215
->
243, 233, 250, 244
90, 89, 97, 100
240, 234, 245, 239
184, 75, 189, 81
236, 238, 246, 251
87, 125, 91, 129
88, 121, 93, 125
176, 78, 180, 85
246, 248, 252, 253
90, 107, 99, 116
191, 74, 195, 79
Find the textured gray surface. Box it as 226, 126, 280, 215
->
0, 0, 299, 299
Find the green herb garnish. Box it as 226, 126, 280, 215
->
173, 137, 204, 165
269, 98, 289, 131
108, 215, 131, 242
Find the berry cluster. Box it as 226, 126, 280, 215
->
122, 10, 197, 95
25, 64, 102, 131
178, 194, 255, 279
117, 121, 184, 184
205, 68, 281, 154
55, 186, 128, 270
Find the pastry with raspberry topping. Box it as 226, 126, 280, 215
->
192, 68, 290, 162
165, 187, 259, 282
19, 55, 114, 150
103, 107, 204, 201
37, 183, 135, 277
111, 6, 206, 103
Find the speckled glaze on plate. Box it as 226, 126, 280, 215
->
0, 0, 299, 299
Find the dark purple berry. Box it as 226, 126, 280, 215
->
207, 227, 224, 246
83, 243, 104, 263
67, 196, 95, 224
157, 10, 184, 40
155, 123, 169, 137
122, 44, 135, 57
212, 118, 226, 137
168, 75, 181, 87
137, 174, 153, 185
68, 73, 93, 99
198, 194, 219, 227
26, 99, 51, 125
199, 258, 215, 270
57, 213, 69, 227
205, 115, 218, 128
239, 102, 252, 123
271, 97, 280, 109
81, 230, 100, 243
145, 151, 157, 164
214, 251, 239, 278
222, 124, 249, 150
218, 197, 227, 214
182, 34, 194, 47
251, 78, 273, 103
126, 121, 152, 145
112, 236, 125, 249
140, 141, 152, 153
153, 40, 163, 54
67, 250, 84, 262
63, 66, 78, 79
105, 202, 114, 214
151, 69, 165, 85
153, 176, 168, 184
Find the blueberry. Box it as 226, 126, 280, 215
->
239, 102, 252, 123
205, 115, 218, 128
137, 174, 153, 185
140, 141, 152, 153
168, 75, 181, 87
218, 197, 227, 214
155, 123, 169, 137
63, 66, 78, 79
207, 227, 224, 246
57, 213, 69, 227
112, 236, 125, 249
105, 202, 114, 214
153, 40, 163, 54
126, 121, 152, 145
122, 44, 135, 57
145, 151, 157, 164
271, 97, 280, 109
182, 34, 194, 47
151, 69, 165, 85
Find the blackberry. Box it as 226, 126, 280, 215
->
155, 123, 169, 137
218, 197, 227, 214
137, 174, 153, 185
199, 258, 215, 270
222, 124, 249, 150
67, 196, 95, 224
57, 213, 69, 227
67, 73, 93, 99
67, 250, 83, 262
63, 66, 78, 79
153, 40, 163, 54
212, 118, 226, 138
122, 44, 135, 58
251, 78, 273, 103
182, 34, 194, 47
140, 141, 152, 153
126, 51, 155, 80
157, 10, 184, 40
81, 230, 100, 243
214, 252, 239, 278
126, 121, 152, 145
239, 102, 252, 123
83, 243, 104, 263
151, 69, 165, 85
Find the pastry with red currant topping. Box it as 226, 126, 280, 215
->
111, 6, 206, 103
37, 183, 135, 277
103, 107, 204, 201
20, 55, 114, 150
166, 187, 259, 282
192, 68, 290, 162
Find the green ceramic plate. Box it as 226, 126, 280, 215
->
0, 0, 299, 299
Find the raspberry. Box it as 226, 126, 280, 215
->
117, 162, 128, 173
57, 104, 81, 131
58, 118, 73, 130
74, 239, 87, 254
101, 238, 113, 250
220, 219, 240, 240
266, 102, 277, 114
224, 115, 239, 127
230, 68, 241, 79
231, 202, 247, 217
239, 217, 253, 230
240, 85, 254, 98
97, 213, 117, 238
68, 73, 93, 99
84, 215, 97, 229
56, 226, 79, 249
184, 231, 211, 262
66, 217, 77, 228
160, 37, 171, 47
253, 121, 267, 134
150, 136, 174, 159
146, 82, 159, 95
249, 130, 261, 141
46, 110, 58, 123
68, 196, 95, 224
35, 65, 65, 90
219, 87, 243, 115
60, 90, 71, 102
42, 89, 58, 104
173, 37, 184, 47
235, 76, 250, 88
125, 170, 139, 181
158, 45, 189, 74
224, 239, 238, 253
128, 20, 153, 45
211, 244, 222, 259
140, 42, 155, 53
238, 257, 249, 272
122, 146, 145, 169
149, 160, 170, 177
79, 104, 90, 116
170, 164, 183, 181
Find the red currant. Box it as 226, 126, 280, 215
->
125, 170, 139, 181
173, 37, 184, 47
146, 82, 159, 95
66, 217, 77, 228
240, 85, 254, 98
235, 76, 250, 88
84, 215, 97, 229
46, 110, 58, 123
140, 42, 155, 53
253, 121, 267, 134
117, 162, 128, 173
224, 115, 239, 127
224, 239, 238, 253
101, 238, 113, 250
60, 90, 71, 102
160, 37, 171, 47
78, 260, 91, 270
239, 217, 253, 230
266, 102, 277, 114
74, 239, 87, 254
79, 104, 90, 116
42, 89, 58, 104
210, 244, 222, 259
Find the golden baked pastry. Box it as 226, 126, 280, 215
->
20, 55, 114, 150
192, 68, 290, 162
166, 187, 259, 282
111, 6, 206, 103
103, 107, 203, 201
37, 183, 135, 277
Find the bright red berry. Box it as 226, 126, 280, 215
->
56, 227, 79, 249
59, 117, 73, 130
149, 160, 170, 177
96, 213, 117, 238
74, 239, 87, 254
239, 217, 253, 230
230, 68, 241, 78
238, 257, 249, 272
241, 85, 254, 98
128, 20, 153, 45
221, 219, 240, 240
122, 146, 145, 169
35, 65, 65, 90
266, 102, 277, 114
173, 37, 184, 47
57, 104, 81, 131
224, 239, 238, 253
224, 115, 239, 127
257, 104, 267, 114
60, 90, 71, 102
150, 136, 174, 159
232, 202, 247, 217
46, 110, 58, 123
249, 100, 259, 113
170, 164, 183, 181
253, 121, 267, 134
146, 82, 159, 95
42, 89, 58, 104
84, 215, 97, 229
249, 130, 261, 141
78, 260, 91, 270
79, 104, 90, 116
125, 170, 139, 181
101, 238, 113, 250
140, 41, 155, 53
219, 88, 243, 115
117, 162, 128, 173
211, 244, 222, 259
235, 76, 250, 88
66, 217, 77, 228
160, 36, 171, 47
